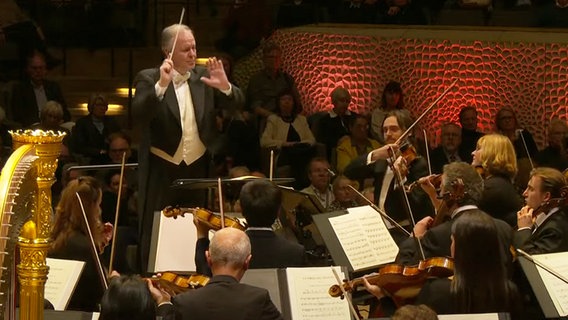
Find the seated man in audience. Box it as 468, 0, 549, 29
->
457, 106, 483, 164
316, 86, 357, 161
396, 162, 513, 270
301, 157, 335, 210
155, 228, 284, 320
11, 51, 70, 127
430, 122, 462, 174
535, 119, 568, 172
326, 175, 358, 211
195, 179, 306, 276
514, 167, 568, 254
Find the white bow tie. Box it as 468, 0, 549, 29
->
173, 72, 191, 85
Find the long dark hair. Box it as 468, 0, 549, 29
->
100, 275, 156, 320
51, 176, 104, 252
451, 210, 517, 315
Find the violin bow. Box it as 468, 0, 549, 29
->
423, 129, 432, 176
517, 249, 568, 285
168, 7, 186, 59
76, 192, 109, 290
108, 151, 127, 275
347, 185, 411, 237
218, 177, 225, 228
331, 267, 361, 320
269, 150, 274, 181
517, 129, 535, 170
394, 79, 458, 146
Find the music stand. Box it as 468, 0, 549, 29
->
171, 177, 295, 189
518, 255, 564, 318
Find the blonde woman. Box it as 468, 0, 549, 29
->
472, 133, 523, 226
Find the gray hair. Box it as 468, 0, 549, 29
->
209, 228, 251, 268
41, 100, 64, 120
442, 162, 483, 206
161, 24, 193, 55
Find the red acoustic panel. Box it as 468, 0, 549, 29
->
233, 29, 568, 148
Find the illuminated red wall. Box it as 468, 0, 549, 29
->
233, 27, 568, 148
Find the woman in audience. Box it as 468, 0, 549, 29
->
260, 89, 315, 189
326, 175, 359, 211
472, 133, 524, 226
70, 93, 121, 164
370, 81, 405, 143
100, 274, 156, 320
336, 115, 381, 173
49, 176, 113, 312
494, 106, 539, 190
364, 210, 522, 318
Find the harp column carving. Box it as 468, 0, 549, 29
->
13, 131, 65, 320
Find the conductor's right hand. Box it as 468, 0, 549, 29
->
158, 58, 174, 87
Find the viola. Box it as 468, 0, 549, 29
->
431, 178, 465, 227
474, 165, 485, 178
162, 206, 247, 231
151, 272, 210, 295
531, 186, 568, 218
329, 257, 454, 306
405, 174, 442, 193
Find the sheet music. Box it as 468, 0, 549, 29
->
152, 212, 197, 272
329, 213, 382, 271
286, 267, 351, 320
533, 252, 568, 316
45, 258, 85, 310
347, 206, 399, 264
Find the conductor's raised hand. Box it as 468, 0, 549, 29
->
158, 58, 174, 88
200, 57, 231, 91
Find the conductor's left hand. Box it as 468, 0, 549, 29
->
200, 57, 231, 91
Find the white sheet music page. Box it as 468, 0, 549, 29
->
45, 258, 85, 310
347, 205, 399, 264
286, 267, 351, 320
533, 251, 568, 316
328, 212, 382, 271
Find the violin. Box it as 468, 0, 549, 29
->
162, 206, 247, 231
405, 174, 442, 193
531, 186, 568, 218
474, 165, 485, 178
431, 178, 465, 227
329, 257, 454, 306
151, 272, 210, 295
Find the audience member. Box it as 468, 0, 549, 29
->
336, 115, 380, 174
11, 52, 69, 127
276, 0, 317, 28
29, 100, 70, 133
260, 89, 315, 189
332, 0, 378, 23
100, 275, 156, 320
370, 81, 405, 143
376, 0, 427, 25
473, 134, 524, 226
316, 87, 358, 163
430, 123, 462, 174
535, 119, 568, 171
457, 106, 483, 164
246, 42, 302, 121
70, 93, 121, 164
164, 228, 284, 320
48, 176, 113, 312
301, 157, 335, 209
326, 175, 359, 211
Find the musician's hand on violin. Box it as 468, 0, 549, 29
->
517, 205, 535, 229
413, 216, 434, 238
201, 57, 231, 92
146, 278, 172, 305
393, 156, 408, 178
102, 222, 114, 248
362, 276, 385, 299
370, 144, 399, 163
158, 58, 174, 88
193, 216, 211, 239
109, 270, 121, 279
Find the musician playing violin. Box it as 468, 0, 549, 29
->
514, 167, 568, 254
365, 210, 522, 318
195, 179, 306, 276
396, 162, 514, 272
344, 109, 434, 244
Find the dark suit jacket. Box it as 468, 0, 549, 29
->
195, 229, 306, 276
344, 154, 434, 224
70, 115, 122, 163
459, 129, 483, 164
396, 207, 514, 270
48, 232, 106, 312
11, 79, 70, 126
478, 175, 524, 227
429, 146, 451, 175
171, 275, 283, 320
513, 208, 568, 254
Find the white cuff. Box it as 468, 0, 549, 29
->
366, 151, 374, 165
155, 82, 167, 100
220, 83, 232, 96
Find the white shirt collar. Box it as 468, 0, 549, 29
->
451, 205, 478, 219
329, 109, 352, 118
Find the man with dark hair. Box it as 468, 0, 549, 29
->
514, 167, 568, 254
396, 162, 513, 268
458, 106, 483, 164
195, 179, 305, 276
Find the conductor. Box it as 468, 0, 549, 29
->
133, 23, 244, 272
